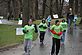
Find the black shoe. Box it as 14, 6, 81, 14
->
51, 54, 53, 55
42, 42, 44, 45
51, 53, 54, 55
40, 42, 42, 46
40, 42, 44, 46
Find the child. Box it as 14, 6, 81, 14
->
22, 19, 38, 55
39, 19, 47, 45
50, 20, 63, 55
47, 15, 51, 28
60, 19, 67, 45
73, 15, 77, 29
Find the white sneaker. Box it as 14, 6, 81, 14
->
23, 53, 28, 55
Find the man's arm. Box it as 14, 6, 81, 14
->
34, 24, 38, 33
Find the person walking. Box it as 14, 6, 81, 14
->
73, 15, 77, 29
66, 12, 70, 24
39, 19, 47, 46
22, 19, 38, 55
60, 19, 67, 45
47, 15, 51, 28
50, 20, 63, 55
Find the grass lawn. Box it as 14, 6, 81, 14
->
0, 24, 23, 47
76, 17, 82, 25
0, 20, 41, 47
33, 20, 41, 25
70, 17, 82, 27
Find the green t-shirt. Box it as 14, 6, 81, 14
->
23, 24, 35, 40
51, 25, 63, 39
39, 23, 47, 32
60, 22, 67, 31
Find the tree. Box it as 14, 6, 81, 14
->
74, 0, 78, 15
80, 0, 82, 24
19, 0, 23, 12
22, 0, 39, 26
42, 0, 47, 18
69, 0, 74, 13
50, 0, 53, 18
55, 0, 58, 14
35, 0, 38, 19
80, 0, 82, 17
22, 0, 29, 26
54, 0, 64, 18
69, 0, 74, 8
6, 0, 22, 19
32, 0, 38, 20
7, 0, 11, 18
12, 0, 21, 18
58, 0, 64, 17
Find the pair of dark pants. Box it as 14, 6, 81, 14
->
39, 31, 45, 43
48, 22, 50, 27
51, 38, 60, 55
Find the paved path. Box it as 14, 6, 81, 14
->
0, 27, 82, 55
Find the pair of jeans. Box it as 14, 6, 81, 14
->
61, 31, 66, 43
51, 38, 60, 55
74, 21, 76, 28
24, 39, 32, 55
68, 19, 70, 27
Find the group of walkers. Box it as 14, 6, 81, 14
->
22, 15, 69, 55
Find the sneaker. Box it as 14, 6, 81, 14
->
42, 42, 44, 45
61, 42, 64, 46
49, 53, 53, 55
40, 42, 43, 46
22, 53, 28, 55
28, 54, 30, 55
50, 53, 54, 55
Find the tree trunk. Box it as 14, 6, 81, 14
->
80, 0, 82, 17
35, 0, 38, 19
19, 0, 23, 12
22, 0, 29, 26
50, 0, 53, 18
69, 0, 74, 14
7, 0, 12, 18
69, 0, 74, 8
80, 0, 82, 24
55, 0, 58, 14
55, 0, 64, 18
74, 0, 78, 15
58, 0, 64, 18
42, 0, 47, 18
